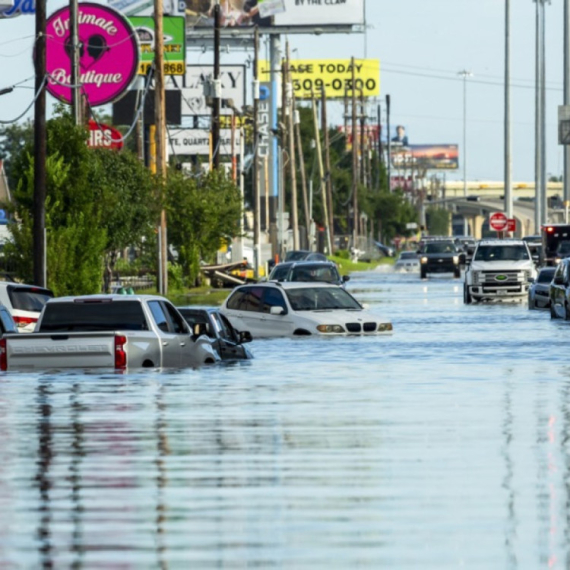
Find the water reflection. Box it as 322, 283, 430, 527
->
2, 271, 570, 567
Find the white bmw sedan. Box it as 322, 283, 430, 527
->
221, 282, 393, 338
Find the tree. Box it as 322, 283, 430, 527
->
166, 169, 242, 286
0, 120, 34, 190
426, 206, 451, 236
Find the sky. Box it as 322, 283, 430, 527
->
0, 0, 566, 183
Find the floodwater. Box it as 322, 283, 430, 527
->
1, 268, 570, 569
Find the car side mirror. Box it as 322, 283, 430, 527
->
342, 275, 350, 282
554, 275, 564, 285
527, 277, 535, 284
270, 306, 285, 315
239, 330, 253, 343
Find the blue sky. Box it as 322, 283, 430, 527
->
0, 0, 565, 182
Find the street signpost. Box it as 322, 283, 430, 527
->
489, 212, 508, 232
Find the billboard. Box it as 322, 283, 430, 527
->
46, 3, 139, 107
337, 125, 381, 152
259, 59, 379, 99
0, 0, 33, 18
108, 0, 184, 17
168, 128, 242, 156
130, 16, 186, 76
183, 0, 364, 28
180, 64, 246, 116
391, 145, 459, 170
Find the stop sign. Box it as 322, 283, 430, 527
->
489, 212, 508, 232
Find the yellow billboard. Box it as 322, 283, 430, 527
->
258, 59, 380, 99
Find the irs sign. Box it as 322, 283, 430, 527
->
489, 212, 508, 232
88, 120, 123, 150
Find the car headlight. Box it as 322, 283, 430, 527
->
420, 257, 428, 264
316, 324, 345, 333
556, 258, 562, 264
453, 256, 459, 264
377, 322, 393, 332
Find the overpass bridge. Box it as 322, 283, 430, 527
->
429, 181, 567, 237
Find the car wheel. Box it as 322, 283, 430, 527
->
463, 284, 472, 305
454, 267, 461, 279
420, 268, 427, 279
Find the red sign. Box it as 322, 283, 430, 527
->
507, 218, 516, 233
88, 120, 123, 150
489, 212, 508, 232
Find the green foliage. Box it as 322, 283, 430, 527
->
426, 206, 451, 236
4, 109, 157, 294
0, 120, 34, 190
166, 169, 242, 285
335, 249, 350, 260
167, 262, 185, 292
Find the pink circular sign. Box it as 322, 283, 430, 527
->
46, 3, 139, 107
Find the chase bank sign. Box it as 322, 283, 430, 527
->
1, 0, 35, 18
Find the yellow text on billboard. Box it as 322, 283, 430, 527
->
258, 59, 380, 99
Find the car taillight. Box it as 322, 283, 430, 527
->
13, 316, 37, 327
0, 338, 7, 371
115, 334, 127, 370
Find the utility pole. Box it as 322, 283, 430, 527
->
535, 0, 542, 232
286, 42, 299, 250
312, 94, 333, 255
293, 94, 311, 246
540, 0, 548, 225
252, 27, 260, 276
459, 70, 472, 236
70, 0, 81, 125
562, 0, 570, 204
212, 3, 221, 170
386, 94, 391, 192
504, 0, 513, 224
351, 57, 359, 250
321, 88, 334, 251
360, 91, 366, 186
33, 0, 47, 287
154, 0, 167, 295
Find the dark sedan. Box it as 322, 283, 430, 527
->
268, 260, 349, 287
528, 266, 555, 310
177, 306, 253, 360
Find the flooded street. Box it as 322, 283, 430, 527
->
2, 268, 570, 569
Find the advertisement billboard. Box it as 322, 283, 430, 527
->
337, 125, 381, 152
183, 0, 364, 29
391, 145, 459, 170
259, 59, 379, 99
0, 0, 33, 18
130, 16, 186, 76
46, 3, 139, 107
180, 64, 246, 116
108, 0, 184, 17
168, 128, 241, 156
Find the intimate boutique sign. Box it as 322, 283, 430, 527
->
46, 3, 139, 106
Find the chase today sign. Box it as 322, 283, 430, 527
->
45, 3, 139, 107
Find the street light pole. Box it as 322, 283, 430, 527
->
504, 0, 513, 224
535, 0, 542, 233
459, 70, 472, 236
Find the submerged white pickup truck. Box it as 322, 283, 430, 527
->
464, 239, 537, 304
0, 295, 220, 371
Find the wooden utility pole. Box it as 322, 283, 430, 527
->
33, 0, 47, 287
351, 57, 359, 251
360, 91, 366, 186
286, 42, 299, 249
212, 3, 221, 170
252, 27, 260, 276
293, 93, 310, 246
70, 0, 81, 125
154, 0, 167, 295
312, 94, 333, 255
321, 88, 334, 252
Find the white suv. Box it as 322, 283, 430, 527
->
0, 282, 54, 332
464, 239, 537, 304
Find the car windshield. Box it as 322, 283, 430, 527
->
398, 252, 417, 260
474, 245, 530, 261
537, 269, 556, 283
269, 265, 291, 281
289, 265, 340, 284
425, 242, 456, 254
285, 251, 309, 261
286, 287, 362, 311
